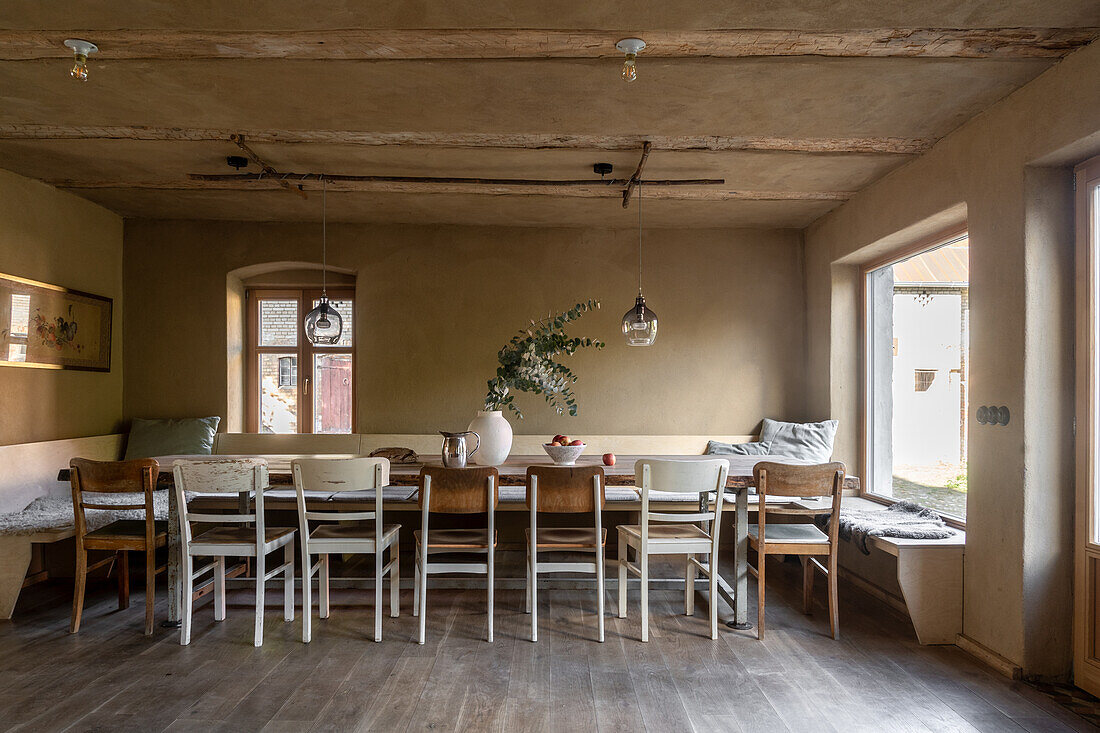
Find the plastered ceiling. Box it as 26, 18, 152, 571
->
0, 1, 1098, 228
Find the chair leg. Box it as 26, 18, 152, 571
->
70, 549, 87, 633
374, 548, 383, 642
757, 552, 766, 641
487, 545, 495, 644
412, 552, 420, 618
617, 533, 627, 619
214, 556, 226, 622
302, 549, 312, 644
181, 553, 194, 645
708, 553, 719, 640
596, 543, 606, 643
145, 547, 156, 636
117, 550, 130, 611
319, 554, 330, 619
254, 551, 266, 647
802, 557, 814, 615
640, 554, 649, 643
417, 549, 427, 645
685, 553, 696, 617
525, 544, 532, 615
530, 548, 538, 643
283, 542, 295, 623
828, 557, 840, 640
390, 539, 400, 619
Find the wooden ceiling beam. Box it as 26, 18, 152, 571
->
230, 133, 307, 199
3, 28, 1097, 61
49, 178, 851, 201
0, 125, 933, 155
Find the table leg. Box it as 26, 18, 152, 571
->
162, 487, 182, 628
726, 488, 752, 629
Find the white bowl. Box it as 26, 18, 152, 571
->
543, 443, 585, 466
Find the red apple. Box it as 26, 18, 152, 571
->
549, 441, 562, 447
552, 434, 568, 444
603, 453, 616, 466
569, 439, 584, 446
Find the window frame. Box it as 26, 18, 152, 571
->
859, 224, 970, 529
245, 287, 356, 434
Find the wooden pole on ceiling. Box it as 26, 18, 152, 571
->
229, 133, 308, 199
622, 142, 652, 208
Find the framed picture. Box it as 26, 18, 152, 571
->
0, 271, 112, 372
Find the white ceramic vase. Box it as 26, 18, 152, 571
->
468, 410, 513, 466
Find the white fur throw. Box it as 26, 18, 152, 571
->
0, 492, 170, 536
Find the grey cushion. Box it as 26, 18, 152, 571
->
705, 440, 772, 456
124, 417, 221, 460
758, 418, 837, 463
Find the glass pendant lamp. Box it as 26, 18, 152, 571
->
621, 182, 658, 346
304, 178, 343, 345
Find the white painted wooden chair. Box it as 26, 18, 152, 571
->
172, 458, 295, 647
413, 466, 498, 644
617, 458, 730, 641
524, 465, 606, 642
292, 456, 400, 643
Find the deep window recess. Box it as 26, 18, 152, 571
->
245, 288, 354, 434
863, 231, 970, 521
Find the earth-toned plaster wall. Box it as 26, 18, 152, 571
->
805, 40, 1100, 677
0, 168, 124, 446
122, 223, 808, 437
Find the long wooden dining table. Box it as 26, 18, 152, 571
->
60, 453, 859, 632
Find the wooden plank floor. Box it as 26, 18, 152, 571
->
0, 560, 1093, 733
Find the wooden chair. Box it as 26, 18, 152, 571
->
617, 458, 730, 641
69, 457, 168, 635
749, 461, 845, 640
525, 465, 606, 643
172, 458, 296, 647
292, 457, 400, 643
414, 466, 498, 644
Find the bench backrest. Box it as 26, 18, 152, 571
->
0, 434, 125, 515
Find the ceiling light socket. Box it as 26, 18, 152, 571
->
64, 39, 98, 57
226, 155, 249, 170
615, 38, 646, 56
593, 162, 614, 177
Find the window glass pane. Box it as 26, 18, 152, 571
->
312, 298, 353, 346
261, 353, 297, 433
259, 299, 298, 346
867, 236, 969, 519
313, 353, 353, 434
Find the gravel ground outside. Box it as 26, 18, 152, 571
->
891, 462, 967, 519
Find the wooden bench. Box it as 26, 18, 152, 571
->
793, 495, 965, 645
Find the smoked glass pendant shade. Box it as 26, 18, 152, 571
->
305, 295, 342, 345
621, 295, 658, 347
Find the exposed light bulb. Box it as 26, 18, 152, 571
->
621, 54, 637, 82
615, 38, 646, 83
70, 54, 89, 82
63, 40, 98, 82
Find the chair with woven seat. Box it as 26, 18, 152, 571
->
525, 465, 606, 642
292, 456, 400, 643
413, 466, 498, 644
617, 458, 729, 642
69, 457, 168, 635
172, 457, 295, 647
749, 461, 845, 640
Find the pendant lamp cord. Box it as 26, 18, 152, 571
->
321, 177, 327, 298
637, 181, 643, 296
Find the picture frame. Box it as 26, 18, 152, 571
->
0, 271, 112, 372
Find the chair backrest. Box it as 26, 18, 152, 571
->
753, 461, 845, 544
635, 458, 730, 534
418, 466, 498, 514
70, 457, 159, 540
292, 456, 389, 528
525, 465, 604, 513
172, 458, 268, 546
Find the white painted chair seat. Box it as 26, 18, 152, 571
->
414, 528, 495, 549
747, 523, 829, 543
309, 523, 400, 545
526, 527, 606, 548
190, 525, 294, 553
618, 523, 711, 544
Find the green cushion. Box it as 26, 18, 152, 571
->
124, 417, 221, 460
